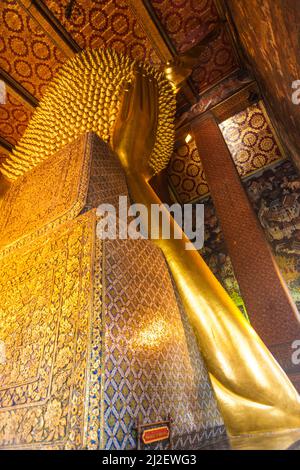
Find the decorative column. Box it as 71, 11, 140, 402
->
192, 114, 300, 389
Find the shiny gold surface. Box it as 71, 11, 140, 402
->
0, 134, 92, 252
1, 48, 175, 180
112, 70, 300, 436
229, 429, 300, 450
0, 210, 98, 449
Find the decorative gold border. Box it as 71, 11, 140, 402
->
84, 214, 103, 450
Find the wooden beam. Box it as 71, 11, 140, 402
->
17, 0, 80, 58
0, 69, 38, 110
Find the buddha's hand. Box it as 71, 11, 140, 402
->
112, 67, 158, 180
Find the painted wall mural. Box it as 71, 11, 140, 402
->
244, 159, 300, 311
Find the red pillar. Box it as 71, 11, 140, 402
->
192, 114, 300, 390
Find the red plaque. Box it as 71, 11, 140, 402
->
142, 426, 170, 445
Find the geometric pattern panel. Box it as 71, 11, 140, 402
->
151, 0, 219, 53
0, 211, 97, 449
199, 196, 248, 320
0, 93, 33, 146
43, 0, 160, 64
167, 138, 209, 204
0, 0, 66, 98
103, 236, 225, 450
85, 138, 224, 450
191, 25, 239, 94
220, 101, 284, 178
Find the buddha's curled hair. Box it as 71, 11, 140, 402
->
1, 48, 176, 181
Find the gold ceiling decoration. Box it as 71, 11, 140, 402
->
1, 48, 175, 181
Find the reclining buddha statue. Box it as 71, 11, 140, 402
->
1, 48, 300, 440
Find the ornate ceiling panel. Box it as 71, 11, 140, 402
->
0, 92, 33, 146
43, 0, 160, 63
168, 139, 209, 203
190, 25, 239, 94
0, 0, 66, 99
220, 101, 284, 178
151, 0, 239, 94
151, 0, 219, 53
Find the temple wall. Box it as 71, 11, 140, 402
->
244, 159, 300, 313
